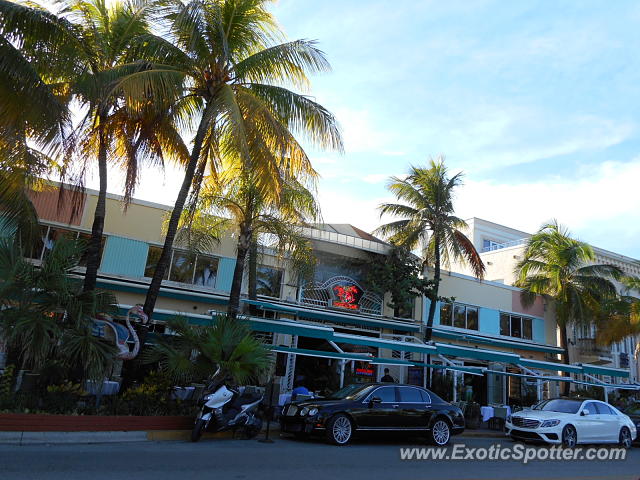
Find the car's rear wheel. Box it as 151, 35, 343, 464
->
325, 414, 353, 446
619, 427, 632, 449
562, 425, 577, 448
429, 418, 451, 446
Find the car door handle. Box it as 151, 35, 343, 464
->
392, 404, 400, 408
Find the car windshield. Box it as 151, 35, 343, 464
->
325, 384, 375, 400
533, 399, 582, 413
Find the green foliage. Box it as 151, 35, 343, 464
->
0, 364, 15, 399
367, 245, 452, 316
143, 314, 271, 385
429, 371, 453, 402
0, 236, 117, 379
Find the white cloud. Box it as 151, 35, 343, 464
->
455, 159, 640, 256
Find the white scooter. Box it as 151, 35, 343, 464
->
191, 367, 264, 442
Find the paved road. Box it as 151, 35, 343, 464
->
0, 433, 638, 480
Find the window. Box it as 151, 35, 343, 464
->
399, 387, 423, 403
500, 313, 534, 340
441, 302, 479, 331
584, 403, 598, 415
595, 403, 614, 415
500, 313, 510, 336
510, 315, 522, 338
194, 255, 218, 287
145, 247, 219, 287
27, 224, 104, 266
371, 386, 396, 403
144, 246, 168, 279
420, 389, 431, 403
440, 303, 452, 326
256, 266, 283, 298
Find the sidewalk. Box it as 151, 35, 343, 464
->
0, 423, 505, 445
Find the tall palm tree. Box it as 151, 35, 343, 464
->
188, 170, 319, 316
515, 221, 622, 389
376, 158, 485, 342
1, 0, 188, 294
123, 0, 342, 320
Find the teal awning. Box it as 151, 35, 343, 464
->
432, 328, 564, 355
435, 343, 520, 363
415, 363, 486, 375
370, 357, 415, 366
246, 318, 335, 340
242, 298, 420, 333
332, 333, 436, 354
484, 369, 563, 381
579, 364, 630, 379
518, 359, 583, 375
267, 345, 372, 362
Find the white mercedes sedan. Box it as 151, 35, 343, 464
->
505, 398, 637, 448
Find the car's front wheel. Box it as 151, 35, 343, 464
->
429, 418, 451, 446
325, 414, 354, 446
562, 424, 577, 448
619, 427, 632, 449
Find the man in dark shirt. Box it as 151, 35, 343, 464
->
381, 368, 395, 383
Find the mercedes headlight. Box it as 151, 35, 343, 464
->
308, 408, 318, 416
299, 407, 309, 416
540, 419, 561, 428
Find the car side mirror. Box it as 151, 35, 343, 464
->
369, 396, 382, 406
580, 409, 589, 416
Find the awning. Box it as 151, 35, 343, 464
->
370, 357, 415, 366
579, 364, 630, 379
485, 369, 564, 381
416, 363, 486, 375
432, 327, 564, 354
267, 345, 372, 362
242, 298, 420, 333
245, 318, 335, 340
332, 332, 437, 354
435, 343, 520, 364
518, 359, 583, 375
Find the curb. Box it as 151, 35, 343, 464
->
0, 428, 506, 445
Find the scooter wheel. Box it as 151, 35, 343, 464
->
191, 419, 205, 442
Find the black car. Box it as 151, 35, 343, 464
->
623, 402, 640, 445
279, 383, 465, 445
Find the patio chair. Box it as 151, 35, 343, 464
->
488, 406, 508, 431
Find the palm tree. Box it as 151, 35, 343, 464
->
1, 0, 188, 294
515, 221, 622, 390
376, 158, 485, 342
595, 277, 640, 361
124, 0, 342, 320
187, 170, 319, 316
143, 314, 270, 385
0, 236, 118, 380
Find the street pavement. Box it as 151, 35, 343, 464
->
0, 433, 638, 480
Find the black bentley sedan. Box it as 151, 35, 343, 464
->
279, 383, 465, 445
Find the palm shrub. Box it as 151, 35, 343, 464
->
143, 314, 271, 385
0, 236, 118, 381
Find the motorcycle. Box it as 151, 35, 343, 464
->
191, 367, 264, 442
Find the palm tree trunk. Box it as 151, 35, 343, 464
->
559, 323, 571, 395
247, 240, 258, 315
82, 123, 108, 293
143, 104, 212, 320
424, 234, 441, 388
228, 223, 252, 317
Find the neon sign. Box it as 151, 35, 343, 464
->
332, 284, 362, 310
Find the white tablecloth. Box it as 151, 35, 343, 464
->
481, 405, 512, 422
85, 380, 120, 396
171, 386, 195, 400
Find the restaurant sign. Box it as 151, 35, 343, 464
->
300, 276, 382, 315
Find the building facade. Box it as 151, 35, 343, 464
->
2, 188, 636, 406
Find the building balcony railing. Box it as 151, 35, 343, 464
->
481, 238, 527, 253
576, 338, 612, 358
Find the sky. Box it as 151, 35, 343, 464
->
90, 0, 640, 258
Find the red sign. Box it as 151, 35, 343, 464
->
355, 368, 375, 377
332, 285, 362, 310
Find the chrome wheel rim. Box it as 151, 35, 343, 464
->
332, 416, 352, 444
563, 426, 576, 448
432, 420, 450, 445
621, 429, 632, 449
